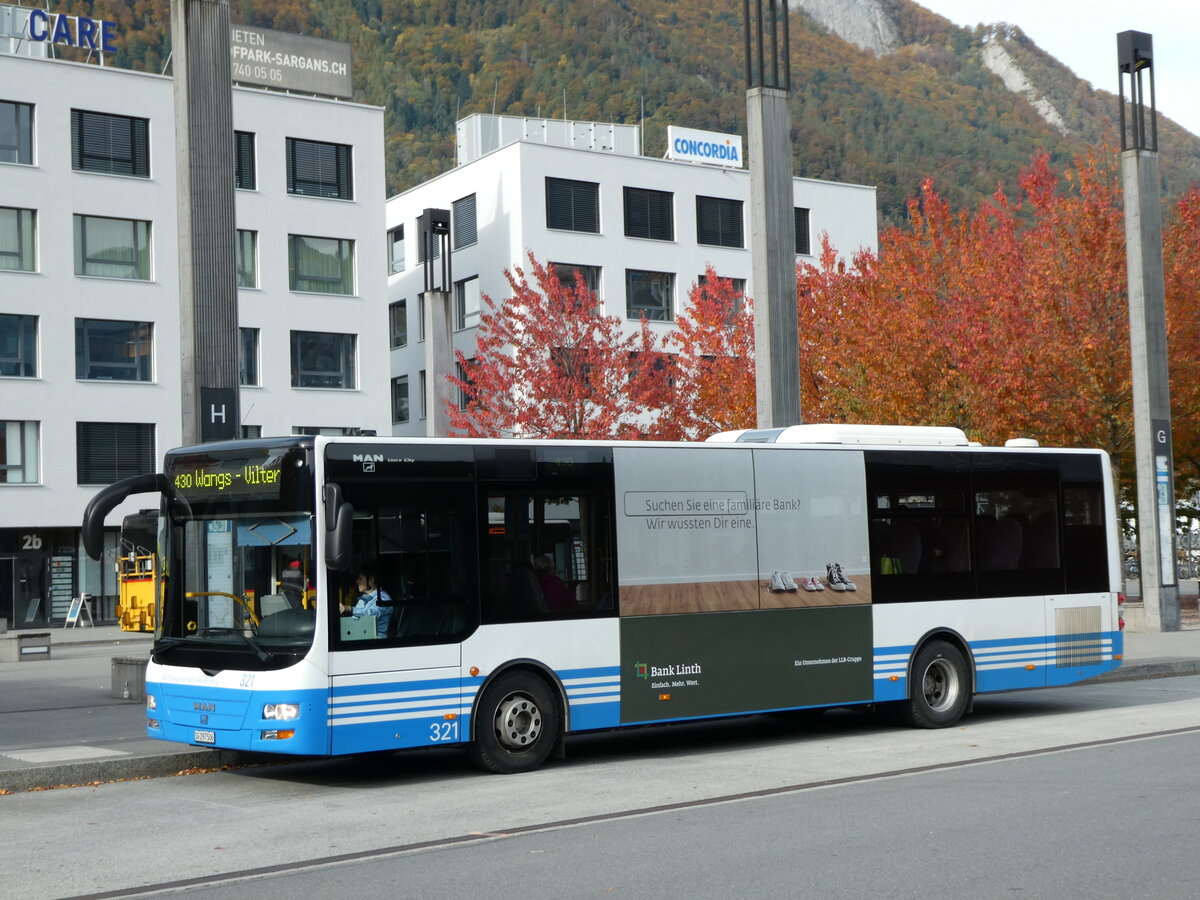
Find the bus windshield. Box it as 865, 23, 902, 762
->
159, 442, 316, 666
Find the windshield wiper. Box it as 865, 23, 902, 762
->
199, 628, 274, 662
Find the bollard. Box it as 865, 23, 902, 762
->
111, 656, 149, 701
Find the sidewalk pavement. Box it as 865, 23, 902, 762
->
3, 623, 1200, 793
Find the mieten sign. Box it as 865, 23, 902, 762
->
230, 25, 352, 99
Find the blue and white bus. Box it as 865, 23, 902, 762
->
82, 425, 1123, 773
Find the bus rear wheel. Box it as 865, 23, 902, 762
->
899, 640, 970, 728
468, 671, 560, 774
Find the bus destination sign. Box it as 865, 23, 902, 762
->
230, 25, 352, 99
169, 454, 287, 501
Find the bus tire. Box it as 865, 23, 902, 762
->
468, 671, 560, 774
900, 640, 970, 728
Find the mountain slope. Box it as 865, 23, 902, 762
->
56, 0, 1200, 226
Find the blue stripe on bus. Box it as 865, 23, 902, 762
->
872, 632, 1122, 701
561, 666, 621, 731
326, 667, 623, 751
147, 681, 330, 755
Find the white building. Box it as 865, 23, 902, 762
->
385, 114, 879, 436
0, 33, 388, 628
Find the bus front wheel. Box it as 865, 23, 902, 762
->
900, 640, 970, 728
468, 671, 560, 774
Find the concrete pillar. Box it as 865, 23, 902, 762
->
423, 290, 454, 437
172, 0, 239, 445
748, 86, 800, 429
1122, 148, 1179, 631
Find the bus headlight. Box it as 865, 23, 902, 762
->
146, 694, 157, 711
263, 703, 300, 721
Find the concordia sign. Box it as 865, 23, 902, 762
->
666, 126, 744, 168
229, 24, 352, 99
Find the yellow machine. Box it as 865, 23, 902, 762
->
117, 511, 158, 632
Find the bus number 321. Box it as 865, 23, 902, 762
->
429, 721, 459, 742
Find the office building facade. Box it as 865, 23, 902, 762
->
385, 114, 878, 436
1, 43, 388, 628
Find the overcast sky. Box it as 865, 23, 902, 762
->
914, 1, 1199, 136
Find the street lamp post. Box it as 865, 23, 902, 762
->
1118, 30, 1180, 632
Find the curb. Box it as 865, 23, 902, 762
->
4, 662, 1198, 793
0, 749, 249, 794
1087, 659, 1200, 684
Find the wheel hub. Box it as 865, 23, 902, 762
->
494, 693, 543, 751
923, 659, 959, 712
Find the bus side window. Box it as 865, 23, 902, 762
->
482, 491, 613, 623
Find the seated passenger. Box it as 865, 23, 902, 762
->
533, 555, 573, 613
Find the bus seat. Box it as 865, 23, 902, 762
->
1022, 513, 1059, 569
891, 524, 922, 574
982, 516, 1023, 570
510, 567, 546, 616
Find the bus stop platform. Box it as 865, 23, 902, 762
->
2, 622, 1200, 794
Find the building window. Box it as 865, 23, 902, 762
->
546, 177, 599, 233
288, 234, 354, 295
0, 101, 34, 165
455, 276, 481, 330
391, 375, 410, 424
456, 359, 475, 409
234, 130, 256, 190
389, 299, 407, 348
552, 262, 600, 296
71, 109, 149, 177
286, 137, 352, 200
75, 319, 153, 382
239, 327, 260, 386
417, 296, 426, 342
696, 196, 744, 248
241, 425, 262, 439
292, 426, 358, 436
74, 215, 151, 280
697, 273, 747, 295
236, 229, 257, 288
623, 187, 674, 241
0, 207, 36, 272
419, 370, 427, 419
76, 421, 155, 485
0, 314, 37, 377
453, 194, 477, 249
626, 269, 674, 321
388, 225, 405, 273
1, 420, 39, 484
795, 207, 811, 256
290, 330, 356, 389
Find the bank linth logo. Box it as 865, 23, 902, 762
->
634, 661, 702, 679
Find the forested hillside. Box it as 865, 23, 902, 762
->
46, 0, 1200, 225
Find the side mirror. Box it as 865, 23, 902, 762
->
324, 483, 353, 571
82, 473, 172, 560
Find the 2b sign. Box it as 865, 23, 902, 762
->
27, 10, 118, 53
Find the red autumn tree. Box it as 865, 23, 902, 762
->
797, 149, 1143, 472
652, 267, 756, 441
447, 254, 658, 439
1163, 184, 1200, 503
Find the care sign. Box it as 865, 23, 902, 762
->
25, 8, 117, 53
666, 126, 744, 168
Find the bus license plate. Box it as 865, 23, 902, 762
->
194, 729, 216, 744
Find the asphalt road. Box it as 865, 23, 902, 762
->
5, 673, 1200, 899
